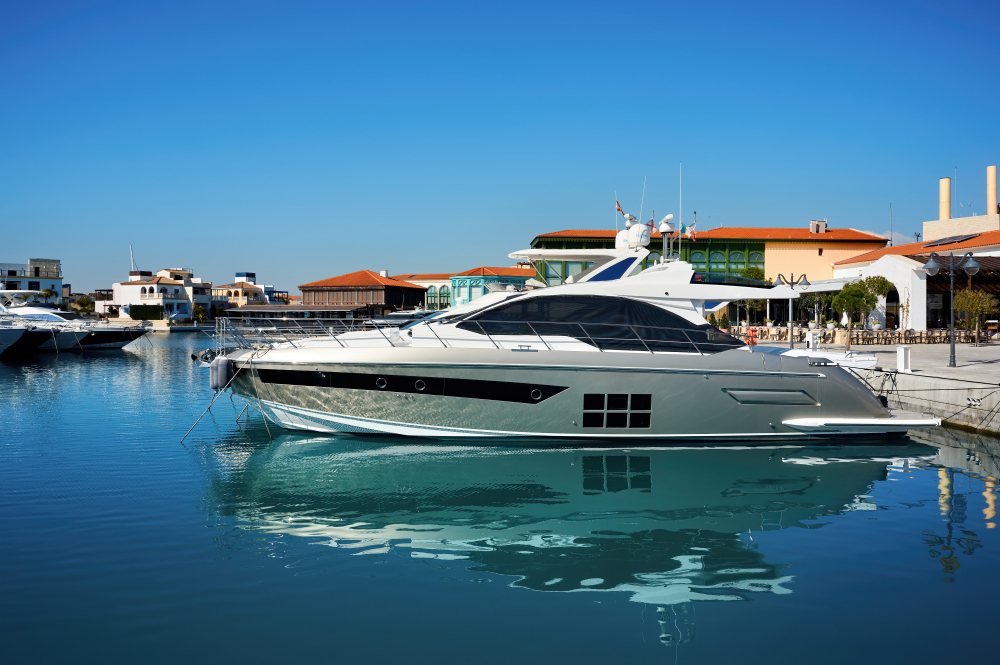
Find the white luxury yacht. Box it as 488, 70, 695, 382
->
214, 218, 939, 441
0, 318, 31, 356
0, 302, 150, 349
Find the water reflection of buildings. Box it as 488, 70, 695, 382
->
910, 428, 1000, 582
200, 433, 940, 647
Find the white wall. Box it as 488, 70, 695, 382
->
834, 255, 927, 330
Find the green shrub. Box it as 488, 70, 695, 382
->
128, 304, 163, 320
707, 312, 717, 327
718, 312, 730, 329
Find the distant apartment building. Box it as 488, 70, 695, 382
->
0, 258, 64, 302
211, 272, 289, 311
111, 268, 213, 320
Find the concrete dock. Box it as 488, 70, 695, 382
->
786, 342, 1000, 434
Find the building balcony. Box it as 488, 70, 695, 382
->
141, 292, 188, 300
3, 269, 62, 279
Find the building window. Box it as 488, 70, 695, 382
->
545, 262, 562, 286
690, 251, 706, 270
729, 252, 745, 272
427, 286, 437, 309
160, 288, 166, 293
28, 281, 40, 290
141, 287, 147, 294
439, 286, 451, 308
818, 247, 823, 256
709, 252, 727, 272
749, 252, 764, 269
643, 253, 661, 270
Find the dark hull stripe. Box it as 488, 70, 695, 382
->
256, 368, 567, 405
0, 330, 49, 357
77, 330, 147, 348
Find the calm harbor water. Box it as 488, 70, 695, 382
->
2, 335, 999, 663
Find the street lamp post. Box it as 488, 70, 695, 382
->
923, 251, 980, 368
775, 273, 810, 349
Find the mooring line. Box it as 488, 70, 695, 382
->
179, 359, 245, 444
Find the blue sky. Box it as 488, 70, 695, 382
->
2, 0, 998, 292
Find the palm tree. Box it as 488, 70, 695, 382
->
38, 289, 54, 303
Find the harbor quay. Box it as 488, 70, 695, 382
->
753, 340, 1000, 435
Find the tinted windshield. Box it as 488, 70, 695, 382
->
458, 295, 743, 354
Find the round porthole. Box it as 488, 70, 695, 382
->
530, 389, 543, 401
375, 377, 387, 389
415, 380, 426, 391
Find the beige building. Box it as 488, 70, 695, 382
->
923, 166, 1000, 242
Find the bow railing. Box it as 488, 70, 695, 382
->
212, 316, 746, 356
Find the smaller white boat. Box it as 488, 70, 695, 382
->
755, 345, 878, 370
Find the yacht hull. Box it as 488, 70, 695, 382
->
37, 330, 89, 351
76, 328, 148, 349
0, 327, 27, 356
227, 347, 939, 441
0, 329, 49, 357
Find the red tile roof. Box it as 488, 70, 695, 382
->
390, 273, 458, 281
300, 270, 427, 290
121, 276, 182, 286
536, 229, 662, 239
535, 227, 886, 242
696, 227, 886, 242
212, 281, 262, 290
835, 229, 1000, 265
453, 266, 536, 277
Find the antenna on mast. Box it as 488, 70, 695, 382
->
129, 245, 137, 272
889, 203, 893, 246
638, 176, 646, 231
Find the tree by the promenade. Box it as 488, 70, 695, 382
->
832, 283, 877, 350
953, 289, 999, 347
74, 295, 95, 313
738, 267, 771, 324
38, 289, 54, 303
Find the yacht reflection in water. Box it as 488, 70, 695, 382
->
204, 434, 936, 647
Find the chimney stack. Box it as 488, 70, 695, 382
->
939, 178, 951, 220
808, 219, 827, 233
989, 166, 997, 215
379, 270, 388, 277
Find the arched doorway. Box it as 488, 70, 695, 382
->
885, 288, 899, 330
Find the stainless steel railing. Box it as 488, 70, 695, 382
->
212, 316, 745, 355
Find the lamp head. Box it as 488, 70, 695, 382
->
775, 274, 788, 286
924, 255, 941, 276
797, 275, 810, 287
964, 256, 981, 276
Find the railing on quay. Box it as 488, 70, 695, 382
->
212, 316, 746, 356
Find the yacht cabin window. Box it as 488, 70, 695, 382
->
457, 295, 743, 354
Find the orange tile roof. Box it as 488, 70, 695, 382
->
535, 227, 886, 242
300, 269, 427, 290
697, 227, 886, 242
212, 281, 262, 290
390, 273, 458, 281
536, 229, 663, 239
835, 229, 1000, 265
454, 266, 536, 277
121, 276, 182, 286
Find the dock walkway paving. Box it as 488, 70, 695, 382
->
804, 342, 1000, 434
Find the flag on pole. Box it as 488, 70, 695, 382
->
616, 200, 624, 216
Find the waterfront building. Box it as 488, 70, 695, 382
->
529, 221, 887, 283
390, 273, 457, 311
449, 266, 536, 306
300, 270, 427, 311
0, 258, 64, 302
112, 268, 213, 320
833, 229, 1000, 330
923, 166, 999, 241
212, 272, 290, 312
